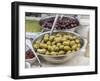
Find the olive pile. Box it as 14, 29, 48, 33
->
39, 17, 79, 30
33, 32, 81, 55
25, 49, 35, 59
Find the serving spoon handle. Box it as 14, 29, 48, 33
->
50, 14, 59, 35
60, 14, 64, 20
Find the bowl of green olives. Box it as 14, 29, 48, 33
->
32, 31, 86, 63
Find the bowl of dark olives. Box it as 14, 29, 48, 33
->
25, 48, 36, 64
39, 16, 80, 32
32, 31, 86, 63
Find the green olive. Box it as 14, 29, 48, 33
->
50, 51, 56, 55
76, 47, 80, 51
35, 40, 41, 44
59, 45, 64, 50
37, 49, 46, 54
42, 44, 48, 49
46, 51, 50, 55
55, 52, 59, 55
39, 43, 43, 48
48, 46, 52, 51
44, 34, 49, 37
61, 38, 66, 41
67, 50, 72, 54
52, 45, 56, 51
70, 40, 75, 46
48, 46, 54, 51
33, 44, 39, 49
44, 37, 49, 42
64, 46, 70, 51
39, 43, 47, 48
54, 47, 59, 51
75, 39, 80, 43
71, 44, 77, 50
56, 33, 61, 37
52, 41, 56, 45
63, 35, 69, 39
52, 45, 56, 48
77, 43, 81, 47
71, 50, 76, 53
68, 36, 73, 40
58, 50, 65, 55
41, 40, 44, 43
49, 36, 55, 41
57, 43, 61, 47
72, 36, 77, 40
47, 41, 51, 45
54, 37, 61, 43
63, 41, 70, 45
